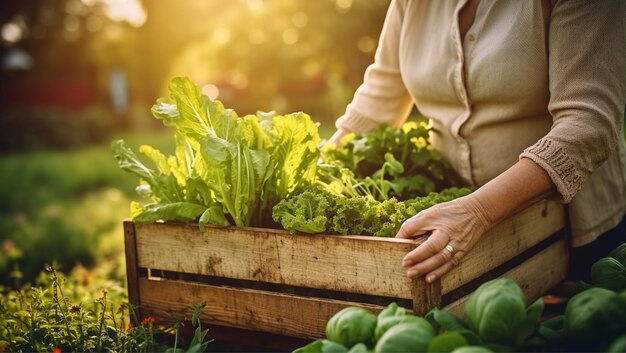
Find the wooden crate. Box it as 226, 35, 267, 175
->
124, 199, 567, 348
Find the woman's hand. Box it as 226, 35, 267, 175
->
395, 194, 493, 283
396, 158, 557, 283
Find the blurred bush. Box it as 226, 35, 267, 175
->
0, 106, 115, 153
0, 130, 174, 286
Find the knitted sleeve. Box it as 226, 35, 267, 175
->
520, 0, 626, 203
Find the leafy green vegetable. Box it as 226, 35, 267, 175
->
450, 346, 493, 353
590, 257, 626, 291
376, 303, 407, 322
113, 77, 320, 228
609, 243, 626, 266
273, 186, 472, 236
320, 122, 463, 201
346, 343, 369, 353
326, 307, 377, 348
425, 308, 469, 334
607, 334, 626, 353
564, 287, 626, 351
427, 332, 469, 353
293, 339, 349, 353
464, 278, 544, 348
374, 315, 434, 343
374, 322, 434, 353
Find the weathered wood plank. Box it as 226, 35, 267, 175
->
442, 237, 569, 317
442, 200, 565, 294
134, 201, 563, 300
138, 277, 385, 340
135, 223, 419, 299
123, 221, 141, 320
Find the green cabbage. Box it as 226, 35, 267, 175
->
374, 315, 434, 343
590, 257, 626, 291
374, 322, 434, 353
326, 307, 377, 348
564, 287, 626, 351
464, 278, 544, 347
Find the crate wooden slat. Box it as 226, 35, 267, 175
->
442, 236, 569, 317
442, 200, 564, 294
139, 277, 383, 340
134, 223, 418, 299
124, 199, 567, 345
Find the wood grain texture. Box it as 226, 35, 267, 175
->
138, 277, 385, 340
123, 221, 141, 320
441, 200, 565, 294
135, 223, 419, 299
133, 201, 564, 300
442, 237, 569, 317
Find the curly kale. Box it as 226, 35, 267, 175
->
271, 187, 336, 234
272, 186, 473, 237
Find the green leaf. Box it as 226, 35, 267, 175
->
198, 206, 230, 230
515, 298, 544, 347
426, 308, 468, 333
131, 202, 207, 223
427, 332, 468, 353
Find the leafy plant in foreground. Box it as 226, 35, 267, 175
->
113, 77, 320, 229
0, 266, 211, 353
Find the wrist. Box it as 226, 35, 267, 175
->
462, 193, 495, 231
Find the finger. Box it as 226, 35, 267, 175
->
404, 241, 454, 278
396, 211, 432, 239
424, 251, 465, 283
401, 230, 448, 267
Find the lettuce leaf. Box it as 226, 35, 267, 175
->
113, 76, 320, 228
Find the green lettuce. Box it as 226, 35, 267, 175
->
113, 76, 320, 228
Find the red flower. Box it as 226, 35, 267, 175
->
141, 316, 157, 327
127, 322, 135, 331
53, 348, 62, 353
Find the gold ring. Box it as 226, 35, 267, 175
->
445, 244, 454, 254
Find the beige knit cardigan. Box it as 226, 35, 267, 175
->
336, 0, 626, 246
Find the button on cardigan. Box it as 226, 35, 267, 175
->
336, 0, 626, 246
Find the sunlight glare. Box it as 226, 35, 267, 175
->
335, 0, 354, 13
85, 15, 104, 32
246, 0, 264, 12
64, 16, 81, 32
1, 22, 23, 43
292, 12, 308, 28
213, 28, 231, 45
202, 84, 220, 100
248, 29, 266, 45
357, 36, 376, 53
102, 0, 147, 27
282, 28, 298, 45
226, 70, 249, 90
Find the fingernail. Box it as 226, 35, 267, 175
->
407, 269, 419, 278
426, 274, 436, 283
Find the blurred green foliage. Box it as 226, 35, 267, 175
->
0, 130, 174, 285
0, 107, 115, 153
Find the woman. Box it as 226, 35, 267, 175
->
328, 0, 626, 282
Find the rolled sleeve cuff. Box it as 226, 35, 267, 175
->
335, 106, 383, 134
520, 137, 585, 203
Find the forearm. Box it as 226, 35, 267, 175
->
469, 158, 557, 227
